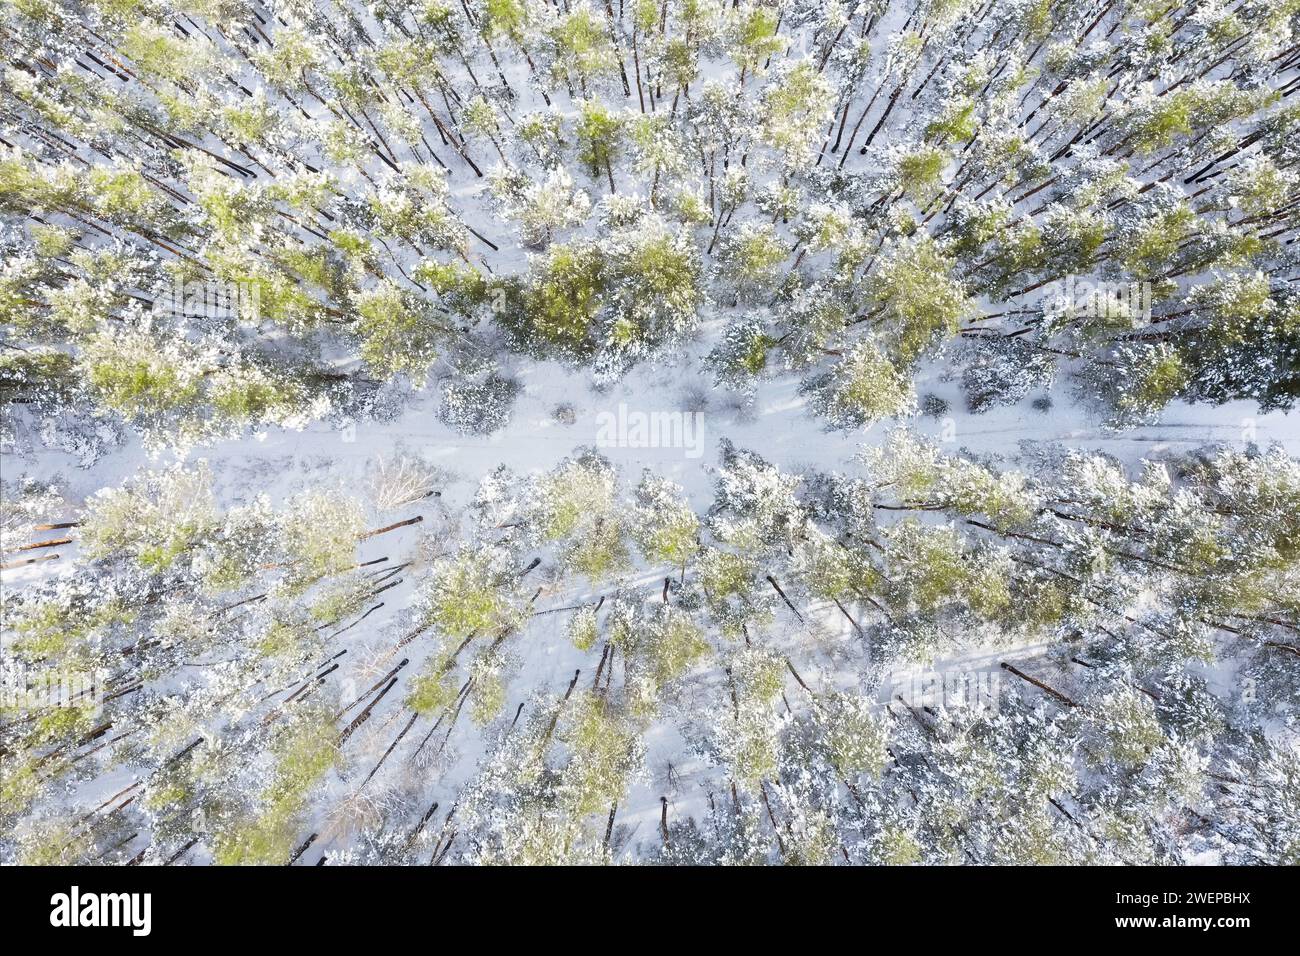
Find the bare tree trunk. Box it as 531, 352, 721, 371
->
358, 515, 423, 540
1000, 661, 1078, 707
766, 575, 805, 622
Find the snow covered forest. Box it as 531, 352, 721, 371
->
1, 0, 1298, 866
